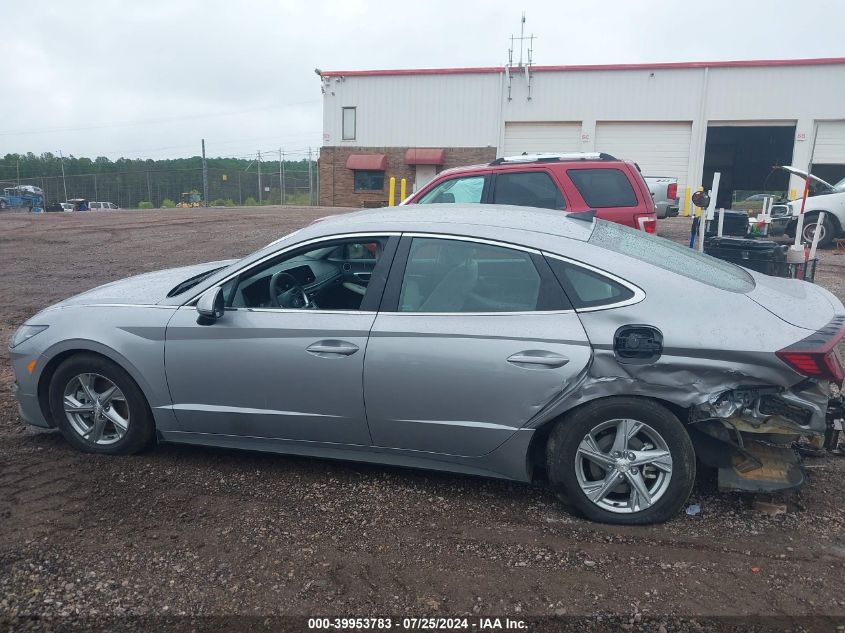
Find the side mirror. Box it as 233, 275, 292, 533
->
691, 191, 711, 208
196, 287, 225, 321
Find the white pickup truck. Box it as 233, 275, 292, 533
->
770, 166, 845, 248
644, 176, 679, 219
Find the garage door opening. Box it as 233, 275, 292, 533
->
703, 125, 795, 208
703, 125, 795, 209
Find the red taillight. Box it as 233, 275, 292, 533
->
775, 318, 845, 382
667, 183, 678, 200
636, 214, 657, 234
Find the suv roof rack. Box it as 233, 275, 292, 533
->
489, 152, 617, 166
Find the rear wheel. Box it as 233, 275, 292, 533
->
48, 353, 155, 454
546, 398, 695, 524
801, 214, 835, 248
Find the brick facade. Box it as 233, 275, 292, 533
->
319, 146, 497, 207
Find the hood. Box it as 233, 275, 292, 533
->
775, 165, 835, 189
57, 260, 236, 307
745, 270, 843, 331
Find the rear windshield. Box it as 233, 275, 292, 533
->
588, 221, 755, 293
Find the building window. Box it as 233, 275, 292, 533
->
354, 170, 384, 191
342, 107, 356, 141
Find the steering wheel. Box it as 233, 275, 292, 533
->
269, 271, 311, 309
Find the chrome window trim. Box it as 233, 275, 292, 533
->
182, 231, 401, 306
380, 310, 576, 317
543, 252, 646, 312
402, 232, 541, 255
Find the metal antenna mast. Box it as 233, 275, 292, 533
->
506, 12, 536, 101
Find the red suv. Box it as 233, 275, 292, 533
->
403, 152, 657, 233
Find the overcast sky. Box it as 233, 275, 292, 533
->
4, 0, 844, 161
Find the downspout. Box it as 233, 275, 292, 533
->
495, 70, 505, 157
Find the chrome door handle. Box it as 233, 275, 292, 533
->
507, 350, 570, 368
306, 340, 360, 357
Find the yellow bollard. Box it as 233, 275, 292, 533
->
400, 178, 407, 202
388, 177, 396, 207
682, 186, 690, 217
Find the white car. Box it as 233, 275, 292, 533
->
89, 201, 120, 211
771, 167, 845, 248
61, 203, 74, 212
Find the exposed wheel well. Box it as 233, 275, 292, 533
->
527, 395, 690, 481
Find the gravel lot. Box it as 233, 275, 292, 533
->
2, 208, 845, 631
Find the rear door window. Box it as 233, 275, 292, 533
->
491, 171, 565, 210
567, 168, 638, 208
417, 176, 486, 204
396, 237, 569, 313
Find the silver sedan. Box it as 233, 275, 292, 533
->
9, 205, 845, 524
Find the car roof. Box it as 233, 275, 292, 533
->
433, 157, 631, 180
308, 204, 595, 242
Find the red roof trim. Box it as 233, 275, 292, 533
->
345, 153, 387, 171
404, 148, 445, 165
320, 57, 845, 78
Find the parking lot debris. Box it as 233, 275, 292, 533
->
752, 500, 788, 517
685, 503, 701, 516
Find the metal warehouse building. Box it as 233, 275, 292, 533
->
318, 57, 845, 210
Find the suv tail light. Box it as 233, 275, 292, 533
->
775, 317, 845, 382
635, 214, 657, 234
667, 183, 678, 201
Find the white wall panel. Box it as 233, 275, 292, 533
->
503, 122, 580, 155
595, 122, 691, 190
814, 121, 845, 164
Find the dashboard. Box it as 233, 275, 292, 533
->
234, 259, 342, 309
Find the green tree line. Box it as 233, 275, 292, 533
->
0, 153, 317, 208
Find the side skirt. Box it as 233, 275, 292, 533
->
159, 429, 535, 483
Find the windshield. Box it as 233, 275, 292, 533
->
588, 220, 755, 293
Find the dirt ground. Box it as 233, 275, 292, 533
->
2, 208, 845, 631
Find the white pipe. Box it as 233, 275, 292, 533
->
699, 172, 720, 252
808, 211, 826, 261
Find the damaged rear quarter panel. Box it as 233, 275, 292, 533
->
524, 239, 821, 431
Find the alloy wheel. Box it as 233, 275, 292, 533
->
574, 418, 673, 514
63, 373, 130, 445
802, 221, 825, 244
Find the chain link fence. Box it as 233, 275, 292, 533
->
3, 158, 319, 209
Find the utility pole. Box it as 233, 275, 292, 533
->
201, 139, 209, 207
146, 171, 152, 204
93, 173, 98, 201
257, 150, 262, 204
307, 147, 313, 206
58, 151, 68, 201
279, 148, 285, 205
238, 172, 242, 206
16, 159, 20, 188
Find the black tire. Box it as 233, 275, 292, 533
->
0, 200, 7, 209
546, 397, 695, 525
48, 353, 155, 455
801, 213, 836, 249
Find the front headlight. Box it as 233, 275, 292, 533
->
10, 324, 48, 348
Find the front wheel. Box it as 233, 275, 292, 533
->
546, 397, 695, 524
49, 353, 156, 454
801, 214, 836, 248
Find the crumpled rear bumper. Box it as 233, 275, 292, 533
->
691, 381, 832, 492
